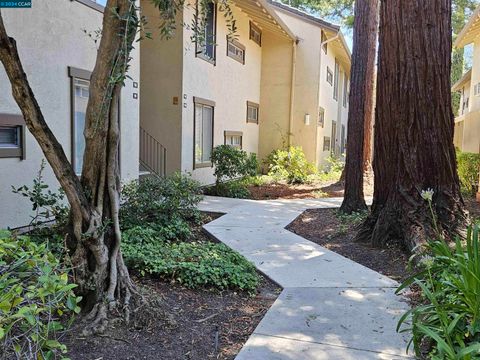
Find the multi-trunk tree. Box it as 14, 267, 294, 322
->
339, 0, 378, 214
0, 0, 233, 334
356, 0, 468, 251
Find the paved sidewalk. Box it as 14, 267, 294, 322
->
199, 196, 412, 359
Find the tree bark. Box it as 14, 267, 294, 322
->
0, 0, 139, 334
339, 0, 378, 214
356, 0, 468, 251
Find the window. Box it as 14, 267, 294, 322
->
323, 136, 331, 151
341, 125, 346, 153
343, 75, 348, 107
72, 77, 89, 174
227, 37, 245, 64
249, 21, 262, 46
321, 31, 327, 54
194, 97, 214, 167
246, 101, 259, 124
326, 67, 333, 85
196, 1, 216, 63
333, 59, 339, 100
474, 83, 480, 96
318, 107, 325, 127
224, 131, 242, 149
0, 113, 25, 159
331, 120, 337, 154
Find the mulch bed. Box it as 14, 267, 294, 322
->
247, 179, 374, 200
248, 180, 343, 200
65, 213, 281, 360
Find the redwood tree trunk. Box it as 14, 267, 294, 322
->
0, 0, 139, 334
356, 0, 467, 250
340, 0, 378, 214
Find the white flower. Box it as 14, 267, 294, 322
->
421, 188, 434, 202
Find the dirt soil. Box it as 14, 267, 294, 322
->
248, 179, 374, 200
65, 213, 281, 360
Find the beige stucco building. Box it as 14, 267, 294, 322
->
140, 0, 351, 184
453, 6, 480, 155
0, 0, 140, 228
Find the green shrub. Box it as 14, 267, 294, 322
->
266, 146, 316, 184
120, 172, 203, 231
457, 151, 480, 197
122, 226, 259, 293
0, 230, 81, 360
205, 180, 251, 199
397, 224, 480, 359
210, 145, 258, 184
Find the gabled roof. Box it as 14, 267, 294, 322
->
452, 69, 472, 92
267, 0, 340, 32
455, 5, 480, 48
267, 0, 351, 70
234, 0, 296, 40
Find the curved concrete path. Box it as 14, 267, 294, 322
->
199, 196, 412, 359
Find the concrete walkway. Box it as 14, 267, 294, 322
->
199, 196, 412, 359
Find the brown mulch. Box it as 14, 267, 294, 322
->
65, 213, 281, 360
247, 178, 373, 200
286, 208, 411, 282
466, 196, 480, 221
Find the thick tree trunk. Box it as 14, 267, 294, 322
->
356, 0, 468, 251
339, 0, 378, 214
0, 0, 139, 334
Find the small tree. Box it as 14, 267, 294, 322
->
0, 0, 235, 334
211, 145, 258, 187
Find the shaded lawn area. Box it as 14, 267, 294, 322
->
65, 213, 281, 360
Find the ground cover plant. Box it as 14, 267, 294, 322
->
0, 231, 81, 360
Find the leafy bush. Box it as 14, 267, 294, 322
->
210, 145, 258, 185
120, 172, 203, 231
122, 227, 259, 293
457, 151, 480, 197
0, 230, 81, 360
397, 225, 480, 359
206, 180, 251, 199
266, 146, 316, 184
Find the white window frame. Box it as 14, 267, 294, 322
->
246, 101, 259, 124
224, 131, 243, 149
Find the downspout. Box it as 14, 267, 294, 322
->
288, 39, 298, 147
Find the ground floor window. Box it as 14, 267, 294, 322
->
72, 77, 89, 174
224, 131, 242, 149
0, 114, 25, 159
194, 97, 215, 168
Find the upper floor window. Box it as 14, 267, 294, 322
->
227, 37, 245, 64
474, 83, 480, 96
196, 1, 217, 63
0, 114, 25, 159
246, 101, 259, 124
250, 21, 262, 46
321, 31, 327, 54
318, 107, 325, 128
343, 75, 348, 107
333, 59, 339, 101
326, 67, 333, 85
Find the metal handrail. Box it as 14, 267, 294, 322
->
140, 127, 167, 177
